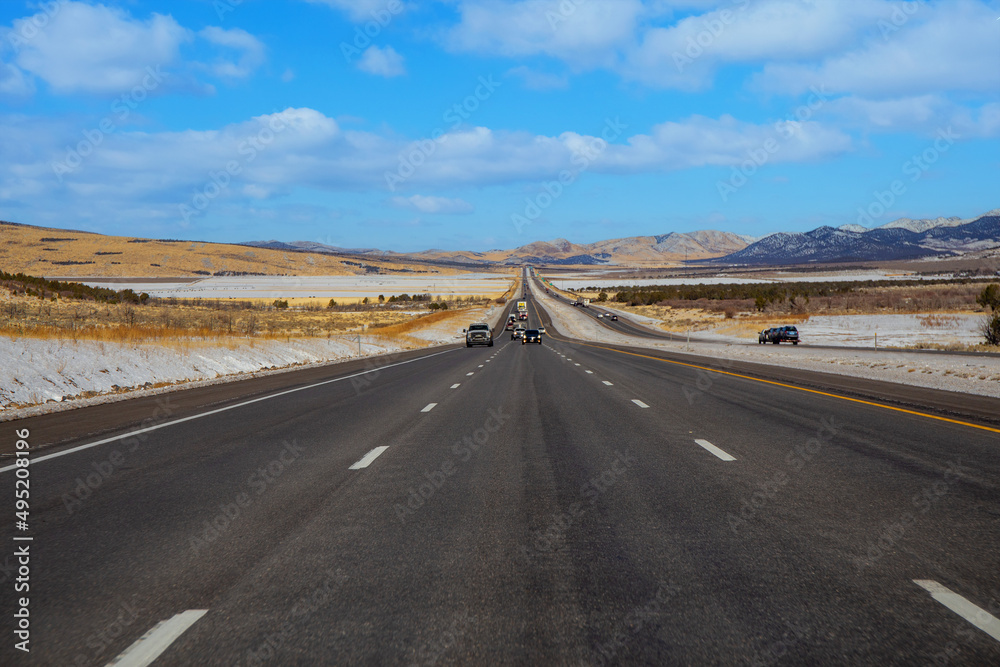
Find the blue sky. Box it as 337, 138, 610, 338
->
1, 0, 998, 252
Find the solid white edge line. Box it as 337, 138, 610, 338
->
106, 609, 207, 667
421, 403, 437, 413
602, 381, 613, 386
694, 439, 736, 461
349, 446, 389, 470
632, 399, 649, 408
914, 580, 1000, 642
2, 348, 461, 474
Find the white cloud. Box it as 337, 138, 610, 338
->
751, 0, 1000, 97
826, 95, 1000, 139
391, 195, 475, 214
9, 1, 190, 94
198, 27, 266, 79
0, 62, 34, 98
357, 45, 405, 77
0, 107, 853, 228
444, 0, 643, 67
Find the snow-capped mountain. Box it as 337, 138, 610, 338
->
717, 211, 999, 265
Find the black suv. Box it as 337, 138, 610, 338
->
760, 326, 799, 344
522, 329, 542, 345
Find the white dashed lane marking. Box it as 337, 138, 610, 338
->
421, 403, 437, 413
108, 609, 208, 667
694, 439, 736, 461
451, 384, 460, 389
602, 381, 613, 386
632, 400, 649, 408
349, 446, 389, 470
914, 580, 1000, 642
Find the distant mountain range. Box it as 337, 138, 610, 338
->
715, 210, 1000, 265
245, 230, 753, 267
245, 209, 999, 268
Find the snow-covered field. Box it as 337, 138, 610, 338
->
79, 274, 514, 299
0, 306, 496, 418
697, 313, 984, 348
544, 270, 941, 290
535, 289, 1000, 399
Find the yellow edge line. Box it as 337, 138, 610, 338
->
530, 296, 1000, 435
583, 342, 1000, 434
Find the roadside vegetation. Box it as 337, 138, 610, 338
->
562, 278, 1000, 349
0, 272, 494, 343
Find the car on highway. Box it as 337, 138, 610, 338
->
537, 326, 546, 335
760, 326, 800, 344
512, 325, 526, 340
610, 314, 618, 321
464, 323, 493, 347
597, 313, 604, 318
522, 329, 542, 345
777, 325, 799, 345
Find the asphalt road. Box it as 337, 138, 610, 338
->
2, 282, 1000, 665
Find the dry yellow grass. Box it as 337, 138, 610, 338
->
0, 282, 494, 344
0, 221, 463, 278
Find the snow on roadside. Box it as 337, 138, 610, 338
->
535, 287, 1000, 399
1, 308, 488, 419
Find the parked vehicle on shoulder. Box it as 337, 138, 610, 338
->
465, 323, 493, 347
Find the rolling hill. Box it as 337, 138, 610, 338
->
0, 222, 459, 278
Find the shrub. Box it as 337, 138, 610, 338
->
982, 312, 1000, 345
977, 284, 1000, 311
327, 298, 338, 308
273, 299, 288, 309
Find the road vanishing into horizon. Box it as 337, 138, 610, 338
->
2, 272, 1000, 665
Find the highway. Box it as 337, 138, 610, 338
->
2, 271, 1000, 665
